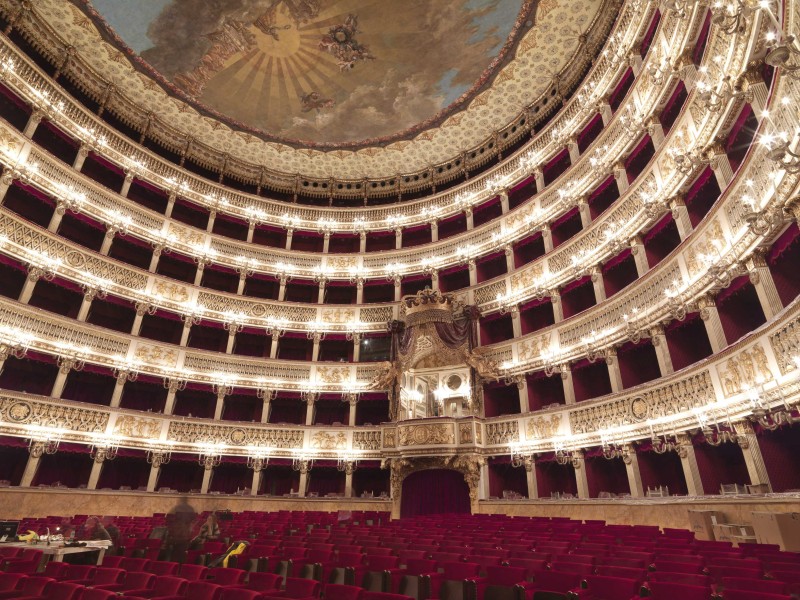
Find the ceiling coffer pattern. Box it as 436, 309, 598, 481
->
5, 0, 614, 186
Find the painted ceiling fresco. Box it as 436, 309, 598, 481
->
86, 0, 533, 145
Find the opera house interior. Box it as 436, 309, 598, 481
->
0, 0, 799, 598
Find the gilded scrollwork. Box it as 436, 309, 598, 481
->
459, 422, 474, 444
352, 430, 381, 451
0, 396, 107, 433
167, 421, 303, 448
485, 420, 519, 445
383, 427, 397, 448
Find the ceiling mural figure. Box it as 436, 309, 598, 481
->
318, 13, 375, 72
84, 0, 536, 144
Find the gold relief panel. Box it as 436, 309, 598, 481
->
321, 309, 356, 324
398, 423, 455, 446
717, 343, 773, 397
518, 333, 552, 362
113, 415, 161, 439
153, 281, 190, 303
475, 424, 482, 444
134, 344, 179, 368
459, 422, 474, 444
526, 414, 561, 440
0, 125, 18, 152
686, 219, 725, 277
769, 319, 800, 376
383, 428, 397, 448
311, 431, 347, 451
511, 264, 544, 292
316, 366, 350, 384
167, 224, 205, 248
327, 257, 358, 270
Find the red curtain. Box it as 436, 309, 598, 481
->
400, 469, 471, 518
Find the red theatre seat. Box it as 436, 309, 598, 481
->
324, 584, 364, 600
644, 581, 713, 600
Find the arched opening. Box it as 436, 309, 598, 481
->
400, 468, 471, 517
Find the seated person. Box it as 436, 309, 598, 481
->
76, 516, 111, 541
190, 513, 220, 549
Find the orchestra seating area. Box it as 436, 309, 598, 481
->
1, 512, 799, 600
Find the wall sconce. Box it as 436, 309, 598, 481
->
384, 262, 406, 283
710, 0, 761, 35
695, 72, 752, 112
223, 311, 247, 335
0, 325, 32, 363
582, 329, 609, 363
182, 303, 205, 326
89, 434, 119, 462
741, 192, 778, 235
55, 343, 89, 373
246, 446, 270, 472
265, 316, 288, 338
54, 185, 86, 215
307, 320, 327, 342
198, 443, 224, 468
28, 251, 61, 282
765, 34, 800, 79
651, 432, 679, 454
275, 262, 296, 284
337, 452, 359, 473
313, 267, 331, 287
146, 442, 172, 467
27, 426, 63, 457
292, 452, 315, 473
348, 266, 368, 286
622, 306, 648, 343
600, 431, 631, 463
664, 279, 689, 321
234, 256, 260, 278
760, 129, 800, 174
510, 444, 535, 469
316, 217, 338, 235
345, 321, 362, 342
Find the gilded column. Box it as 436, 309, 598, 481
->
630, 236, 650, 277
591, 266, 606, 303
677, 434, 704, 496
623, 445, 644, 497
746, 250, 784, 320
524, 457, 538, 499
561, 364, 576, 405
698, 294, 728, 353
734, 421, 771, 489
605, 348, 624, 393
572, 451, 589, 499
669, 195, 693, 241
650, 325, 674, 376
